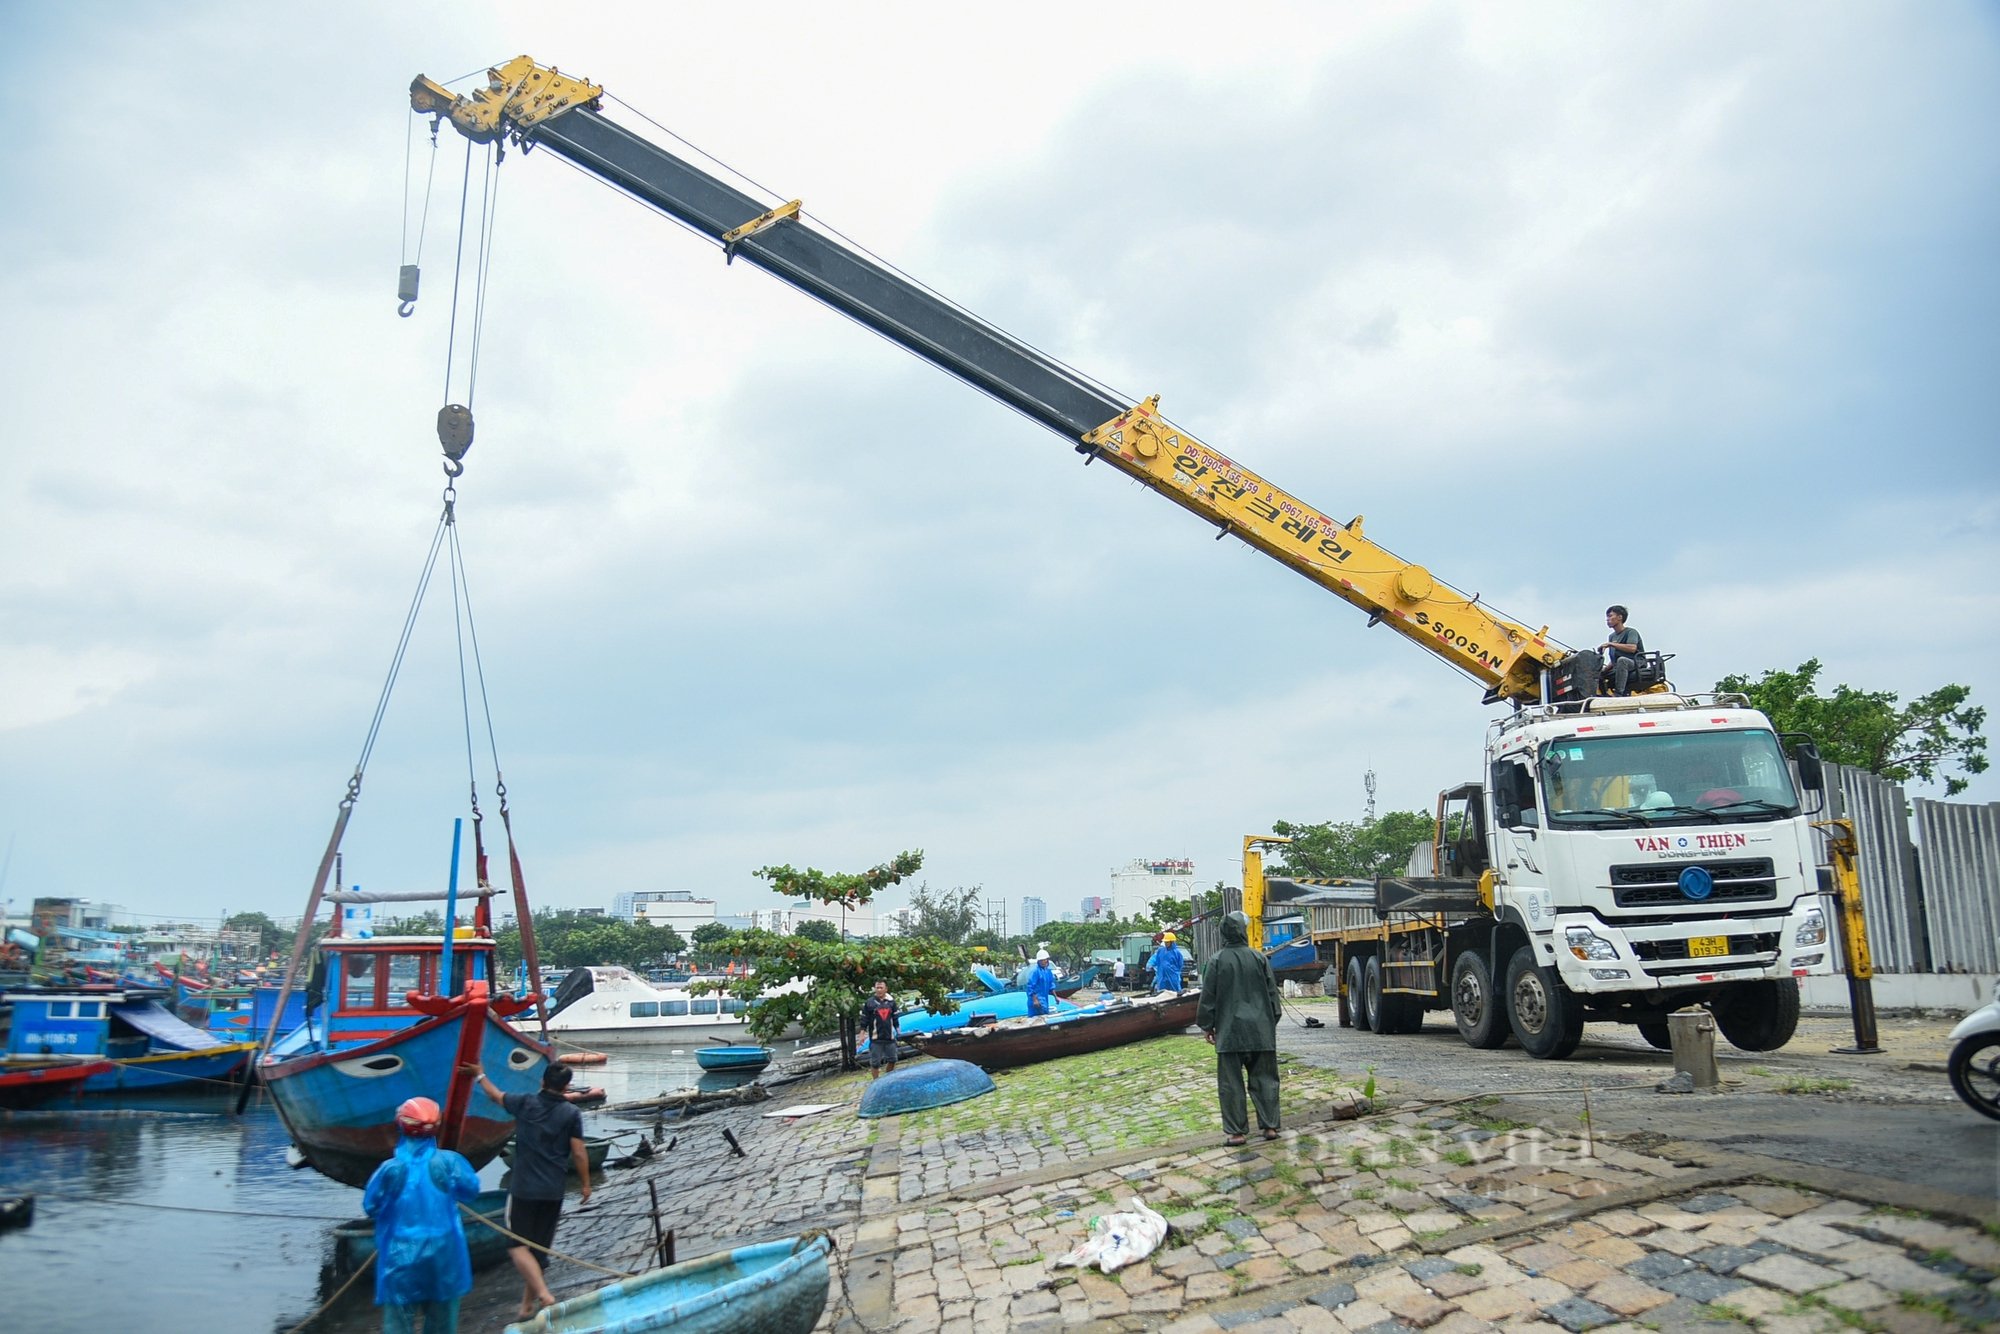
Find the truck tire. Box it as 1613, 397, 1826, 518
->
1365, 957, 1422, 1034
1334, 963, 1355, 1028
1504, 946, 1583, 1059
1450, 951, 1509, 1049
1636, 1021, 1673, 1051
1346, 956, 1372, 1033
1713, 980, 1801, 1052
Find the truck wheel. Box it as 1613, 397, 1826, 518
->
1713, 980, 1801, 1052
1333, 963, 1354, 1028
1504, 946, 1583, 1059
1636, 1022, 1673, 1051
1450, 951, 1509, 1049
1365, 957, 1422, 1034
1346, 957, 1372, 1032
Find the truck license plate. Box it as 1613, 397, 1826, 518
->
1687, 935, 1730, 958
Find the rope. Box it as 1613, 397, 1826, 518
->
285, 1251, 374, 1333
458, 1200, 640, 1280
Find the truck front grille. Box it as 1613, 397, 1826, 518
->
1609, 858, 1777, 908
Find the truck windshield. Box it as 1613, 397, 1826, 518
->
1540, 729, 1799, 828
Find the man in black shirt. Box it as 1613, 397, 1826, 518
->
860, 980, 900, 1079
466, 1061, 591, 1320
1600, 605, 1645, 696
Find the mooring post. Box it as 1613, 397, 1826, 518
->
647, 1180, 667, 1266
1667, 1006, 1720, 1090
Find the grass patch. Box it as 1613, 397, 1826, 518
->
1442, 1147, 1475, 1167
1454, 1263, 1483, 1277
1001, 1254, 1045, 1267
1778, 1076, 1854, 1095
1386, 1176, 1419, 1192
893, 1034, 1359, 1148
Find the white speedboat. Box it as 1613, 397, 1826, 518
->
543, 966, 803, 1045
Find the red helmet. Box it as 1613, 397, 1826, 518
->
396, 1096, 442, 1136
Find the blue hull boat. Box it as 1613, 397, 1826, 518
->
2, 988, 253, 1095
506, 1233, 831, 1334
857, 1058, 995, 1118
693, 1044, 771, 1072
865, 991, 1076, 1050
260, 935, 549, 1188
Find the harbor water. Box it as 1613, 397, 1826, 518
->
0, 1042, 783, 1332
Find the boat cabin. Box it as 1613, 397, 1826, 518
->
303, 935, 498, 1045
5, 987, 169, 1060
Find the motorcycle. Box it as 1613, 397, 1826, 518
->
1946, 979, 2000, 1122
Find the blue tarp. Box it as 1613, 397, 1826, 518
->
112, 999, 232, 1051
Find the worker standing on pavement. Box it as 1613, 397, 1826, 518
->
464, 1062, 592, 1322
1025, 950, 1058, 1017
1197, 911, 1283, 1146
1151, 932, 1185, 993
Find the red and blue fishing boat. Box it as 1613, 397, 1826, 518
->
2, 986, 254, 1093
257, 853, 554, 1187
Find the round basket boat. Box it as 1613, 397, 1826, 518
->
857, 1058, 994, 1119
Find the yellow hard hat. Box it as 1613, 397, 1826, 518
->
1163, 932, 1177, 943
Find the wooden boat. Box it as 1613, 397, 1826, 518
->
857, 1059, 995, 1119
693, 1044, 771, 1072
0, 1057, 113, 1110
499, 1133, 618, 1173
2, 987, 253, 1094
0, 1195, 33, 1230
332, 1187, 514, 1273
505, 1233, 831, 1334
260, 931, 552, 1188
908, 991, 1199, 1071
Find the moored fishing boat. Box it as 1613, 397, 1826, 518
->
0, 1056, 115, 1109
2, 986, 253, 1094
505, 1233, 832, 1334
907, 991, 1199, 1071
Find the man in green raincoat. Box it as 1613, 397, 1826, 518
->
1196, 910, 1283, 1145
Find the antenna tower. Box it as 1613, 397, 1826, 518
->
1364, 768, 1378, 823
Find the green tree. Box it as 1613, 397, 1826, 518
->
222, 910, 284, 958
1269, 810, 1435, 879
496, 912, 685, 973
900, 882, 983, 945
1716, 660, 1988, 796
792, 918, 840, 943
690, 922, 736, 956
699, 849, 957, 1069
1146, 896, 1192, 927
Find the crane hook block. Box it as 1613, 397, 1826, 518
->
398, 264, 420, 318
437, 404, 474, 461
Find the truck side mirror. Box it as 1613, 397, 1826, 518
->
1788, 738, 1824, 793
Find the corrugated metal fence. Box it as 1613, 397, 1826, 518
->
1814, 763, 1998, 974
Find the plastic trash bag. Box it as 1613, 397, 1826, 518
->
1052, 1196, 1169, 1274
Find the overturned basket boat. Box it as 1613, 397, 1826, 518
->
505, 1232, 831, 1334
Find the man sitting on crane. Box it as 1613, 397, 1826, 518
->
1600, 605, 1645, 696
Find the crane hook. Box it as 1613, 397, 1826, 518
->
397, 264, 421, 318
437, 404, 474, 471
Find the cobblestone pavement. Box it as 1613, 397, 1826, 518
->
449, 1033, 1999, 1333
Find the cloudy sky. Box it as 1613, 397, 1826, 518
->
2, 3, 1995, 933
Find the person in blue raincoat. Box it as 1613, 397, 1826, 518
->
1150, 932, 1184, 992
1025, 950, 1058, 1016
362, 1096, 481, 1334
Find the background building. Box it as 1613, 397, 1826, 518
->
1107, 858, 1196, 921
1020, 896, 1047, 934
1080, 896, 1109, 921
619, 890, 718, 937
748, 900, 880, 938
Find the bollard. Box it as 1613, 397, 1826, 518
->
1667, 1005, 1720, 1090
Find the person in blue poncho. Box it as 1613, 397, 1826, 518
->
1025, 950, 1058, 1016
1150, 932, 1185, 992
362, 1096, 481, 1333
